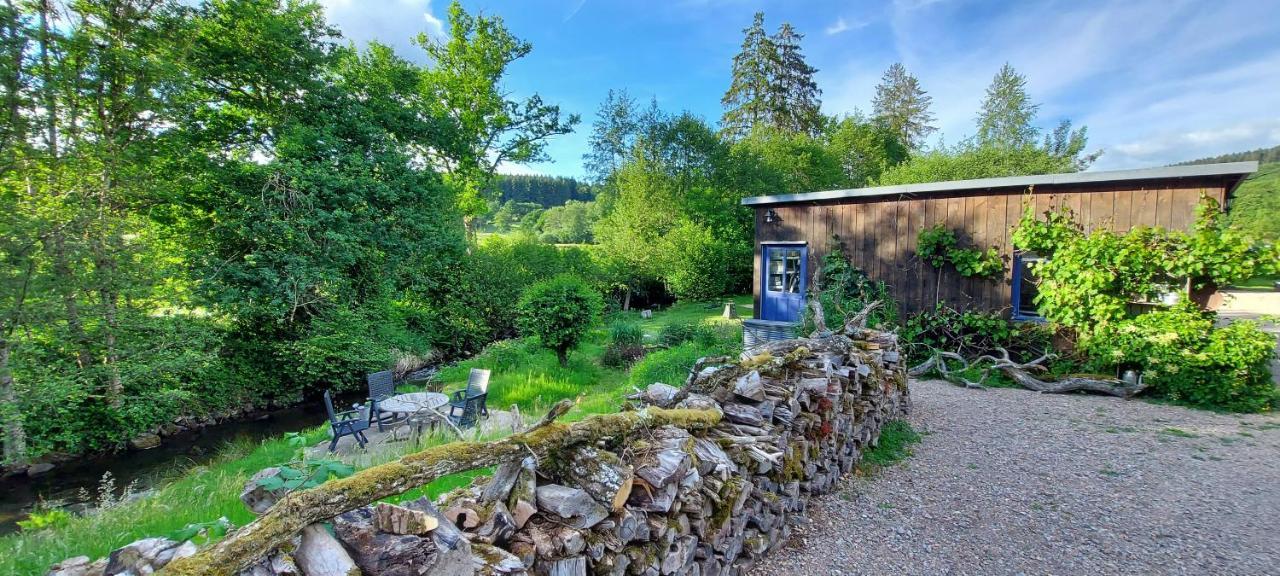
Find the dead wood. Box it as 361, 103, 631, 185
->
160, 401, 720, 576
911, 346, 1146, 398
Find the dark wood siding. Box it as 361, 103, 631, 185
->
752, 177, 1232, 319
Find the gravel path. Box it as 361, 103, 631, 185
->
753, 379, 1280, 576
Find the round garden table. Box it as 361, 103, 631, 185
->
378, 391, 448, 414
379, 392, 450, 440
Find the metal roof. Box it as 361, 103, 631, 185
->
740, 161, 1259, 206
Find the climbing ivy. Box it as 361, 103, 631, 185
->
1011, 196, 1280, 336
917, 224, 1004, 279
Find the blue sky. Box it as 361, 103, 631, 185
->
319, 0, 1280, 179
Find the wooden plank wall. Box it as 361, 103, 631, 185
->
753, 178, 1230, 319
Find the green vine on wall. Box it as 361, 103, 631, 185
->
1011, 197, 1280, 336
917, 223, 1004, 279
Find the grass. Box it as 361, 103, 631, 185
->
0, 295, 752, 576
1230, 274, 1279, 291
1159, 427, 1199, 438
0, 427, 321, 575
859, 420, 922, 472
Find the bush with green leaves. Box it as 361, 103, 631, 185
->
1086, 304, 1276, 412
801, 248, 898, 333
426, 235, 603, 357
602, 319, 646, 368
900, 303, 1051, 364
917, 224, 1003, 279
517, 275, 605, 365
656, 322, 717, 348
1013, 198, 1279, 336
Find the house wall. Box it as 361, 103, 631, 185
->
752, 177, 1233, 319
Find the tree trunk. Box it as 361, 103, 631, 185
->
161, 402, 721, 576
49, 233, 93, 369
0, 331, 27, 465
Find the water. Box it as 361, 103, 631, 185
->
0, 400, 331, 536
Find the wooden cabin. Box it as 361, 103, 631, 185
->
739, 161, 1258, 341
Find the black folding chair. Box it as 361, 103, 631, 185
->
365, 370, 400, 431
447, 368, 490, 420
324, 390, 370, 452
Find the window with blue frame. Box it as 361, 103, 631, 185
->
1011, 252, 1045, 321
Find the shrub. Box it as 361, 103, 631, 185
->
802, 249, 898, 333
601, 344, 646, 368
426, 236, 604, 357
517, 275, 605, 365
608, 320, 645, 347
658, 221, 744, 301
657, 323, 715, 348
900, 303, 1051, 364
629, 342, 705, 388
1086, 304, 1276, 412
602, 319, 647, 368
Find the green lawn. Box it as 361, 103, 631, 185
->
1, 296, 751, 575
1231, 274, 1279, 291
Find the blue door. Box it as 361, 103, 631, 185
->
761, 244, 807, 322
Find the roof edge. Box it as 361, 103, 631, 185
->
740, 161, 1260, 206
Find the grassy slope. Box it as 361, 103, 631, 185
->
2, 296, 752, 575
1227, 162, 1280, 243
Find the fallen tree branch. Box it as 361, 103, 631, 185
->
910, 346, 1145, 398
161, 401, 721, 576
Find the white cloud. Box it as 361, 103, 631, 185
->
318, 0, 446, 61
818, 0, 1279, 168
825, 17, 849, 35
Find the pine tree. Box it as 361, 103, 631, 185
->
871, 63, 936, 149
976, 63, 1039, 148
584, 88, 638, 182
769, 23, 822, 136
720, 12, 776, 140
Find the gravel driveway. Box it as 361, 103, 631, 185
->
753, 379, 1280, 576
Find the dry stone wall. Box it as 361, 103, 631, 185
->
55, 329, 908, 576
345, 330, 909, 576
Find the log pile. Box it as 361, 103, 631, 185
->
156, 328, 909, 576
421, 330, 910, 576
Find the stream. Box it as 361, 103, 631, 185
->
0, 399, 335, 536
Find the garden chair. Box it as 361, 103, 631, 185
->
365, 369, 400, 431
324, 390, 370, 452
448, 368, 490, 420
449, 392, 488, 430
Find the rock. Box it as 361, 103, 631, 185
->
642, 383, 682, 408
240, 467, 286, 515
46, 556, 106, 576
534, 485, 608, 529
722, 403, 765, 426
28, 462, 56, 477
127, 433, 161, 451
104, 537, 195, 575
335, 506, 443, 576
472, 542, 527, 575
157, 423, 183, 437
732, 371, 765, 402
294, 524, 359, 576
534, 556, 586, 576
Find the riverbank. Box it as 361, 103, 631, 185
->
0, 296, 752, 575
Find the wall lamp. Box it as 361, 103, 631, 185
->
764, 209, 781, 224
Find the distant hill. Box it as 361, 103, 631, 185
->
1174, 144, 1280, 166
1167, 145, 1278, 241
1225, 162, 1279, 241
495, 174, 594, 208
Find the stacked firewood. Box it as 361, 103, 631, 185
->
136, 329, 907, 576
427, 330, 910, 576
